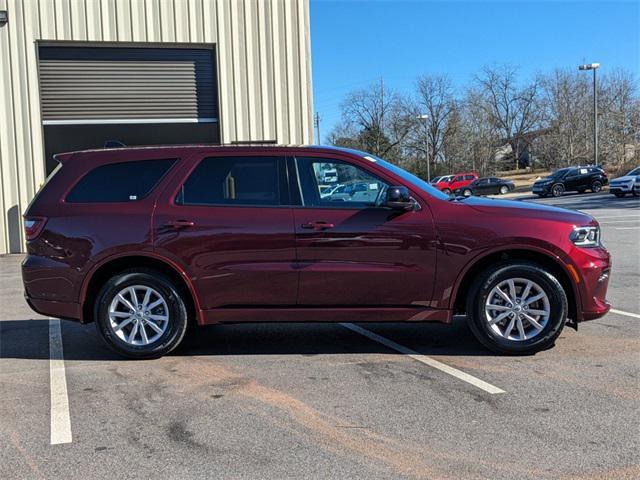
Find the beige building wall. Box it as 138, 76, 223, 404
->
0, 0, 313, 254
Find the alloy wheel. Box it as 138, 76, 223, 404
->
500, 185, 508, 194
484, 278, 550, 341
108, 285, 170, 346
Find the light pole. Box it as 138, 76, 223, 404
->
578, 63, 600, 166
417, 114, 430, 181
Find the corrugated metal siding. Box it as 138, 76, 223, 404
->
39, 46, 217, 122
0, 0, 314, 254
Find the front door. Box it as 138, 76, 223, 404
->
153, 153, 297, 309
291, 156, 437, 306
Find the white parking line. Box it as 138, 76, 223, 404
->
49, 319, 72, 445
614, 226, 640, 230
340, 323, 505, 395
610, 309, 640, 319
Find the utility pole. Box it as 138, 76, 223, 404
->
417, 114, 430, 181
313, 112, 321, 145
578, 63, 600, 165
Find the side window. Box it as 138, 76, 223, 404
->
295, 157, 388, 208
177, 156, 284, 206
464, 175, 475, 180
66, 158, 176, 203
452, 176, 463, 182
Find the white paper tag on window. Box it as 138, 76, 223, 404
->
129, 195, 137, 200
369, 183, 378, 189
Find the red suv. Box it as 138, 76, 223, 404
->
22, 146, 611, 358
434, 172, 478, 195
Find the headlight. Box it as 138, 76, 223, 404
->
570, 226, 601, 247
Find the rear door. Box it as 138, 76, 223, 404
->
153, 152, 297, 309
290, 154, 437, 306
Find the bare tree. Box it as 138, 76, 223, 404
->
328, 79, 413, 158
474, 65, 543, 170
406, 75, 455, 178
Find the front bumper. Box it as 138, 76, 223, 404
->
569, 246, 611, 322
532, 184, 551, 195
609, 183, 634, 194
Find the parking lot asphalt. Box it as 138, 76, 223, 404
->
1, 191, 638, 480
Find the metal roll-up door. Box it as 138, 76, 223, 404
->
38, 46, 218, 125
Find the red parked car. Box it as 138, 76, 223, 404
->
434, 171, 478, 195
22, 146, 611, 358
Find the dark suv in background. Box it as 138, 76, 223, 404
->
22, 146, 611, 359
533, 166, 608, 197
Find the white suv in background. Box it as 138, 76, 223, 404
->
609, 167, 640, 198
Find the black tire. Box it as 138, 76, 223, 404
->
463, 189, 472, 197
499, 185, 509, 195
590, 180, 602, 193
551, 184, 564, 197
466, 262, 568, 355
442, 188, 451, 195
94, 269, 189, 359
614, 192, 626, 198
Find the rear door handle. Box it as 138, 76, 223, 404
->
301, 221, 334, 230
164, 220, 195, 229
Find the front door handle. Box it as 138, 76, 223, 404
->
164, 220, 195, 229
301, 221, 335, 230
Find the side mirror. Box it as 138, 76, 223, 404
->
384, 186, 415, 211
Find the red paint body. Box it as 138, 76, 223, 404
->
434, 171, 479, 193
22, 146, 610, 327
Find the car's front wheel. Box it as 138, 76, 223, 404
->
442, 188, 451, 195
591, 180, 602, 193
94, 269, 189, 359
551, 184, 564, 197
466, 263, 568, 355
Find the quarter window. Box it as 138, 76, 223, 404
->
66, 158, 176, 203
177, 156, 284, 206
295, 158, 388, 208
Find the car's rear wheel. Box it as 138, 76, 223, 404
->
499, 185, 509, 195
94, 269, 189, 359
590, 180, 602, 193
466, 263, 568, 355
551, 184, 564, 197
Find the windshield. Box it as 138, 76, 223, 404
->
628, 167, 640, 176
358, 152, 450, 200
549, 168, 571, 179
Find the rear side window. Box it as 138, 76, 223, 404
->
66, 158, 176, 203
176, 156, 285, 206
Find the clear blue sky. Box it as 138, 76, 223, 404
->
310, 0, 640, 142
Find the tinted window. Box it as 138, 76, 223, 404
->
66, 158, 176, 203
464, 175, 475, 180
178, 156, 283, 206
296, 158, 388, 208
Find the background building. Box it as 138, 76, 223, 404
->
0, 0, 313, 254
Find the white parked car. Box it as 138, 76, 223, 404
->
609, 167, 640, 197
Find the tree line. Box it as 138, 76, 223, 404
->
326, 65, 640, 178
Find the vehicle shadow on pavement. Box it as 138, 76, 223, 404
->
528, 192, 640, 210
0, 317, 494, 361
